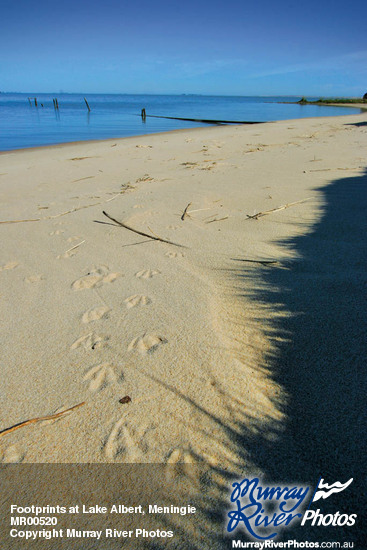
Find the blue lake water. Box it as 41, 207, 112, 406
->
0, 93, 362, 151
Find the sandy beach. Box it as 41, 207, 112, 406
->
1, 111, 366, 546
1, 112, 366, 464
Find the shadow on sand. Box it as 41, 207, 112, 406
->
231, 167, 367, 543
147, 167, 367, 548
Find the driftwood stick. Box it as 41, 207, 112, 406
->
102, 211, 187, 248
246, 198, 311, 220
0, 402, 85, 439
181, 202, 192, 221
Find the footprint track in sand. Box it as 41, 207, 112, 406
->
124, 295, 151, 309
181, 162, 198, 168
166, 447, 195, 465
104, 419, 139, 459
135, 269, 160, 279
57, 249, 78, 260
104, 419, 150, 459
82, 306, 110, 324
0, 261, 18, 271
1, 445, 24, 463
165, 251, 184, 259
128, 333, 167, 354
83, 363, 120, 392
71, 332, 108, 351
25, 274, 44, 283
67, 236, 81, 243
72, 266, 122, 290
165, 448, 198, 481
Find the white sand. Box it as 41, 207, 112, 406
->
0, 112, 366, 467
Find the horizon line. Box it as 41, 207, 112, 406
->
0, 91, 359, 99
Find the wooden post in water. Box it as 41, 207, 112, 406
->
34, 97, 38, 107
141, 108, 146, 121
28, 97, 32, 106
84, 97, 91, 112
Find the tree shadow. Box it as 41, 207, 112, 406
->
140, 168, 367, 548
345, 120, 367, 127
232, 168, 367, 543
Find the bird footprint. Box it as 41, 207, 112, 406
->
128, 333, 167, 354
83, 363, 119, 392
124, 295, 151, 309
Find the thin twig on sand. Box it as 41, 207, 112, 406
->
0, 217, 41, 225
0, 203, 100, 224
64, 240, 86, 254
246, 198, 311, 220
189, 207, 212, 215
102, 211, 187, 248
0, 402, 85, 439
0, 193, 127, 225
205, 216, 229, 224
181, 202, 192, 221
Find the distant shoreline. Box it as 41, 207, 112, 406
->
280, 97, 367, 110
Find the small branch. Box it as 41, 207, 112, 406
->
181, 202, 192, 221
246, 198, 311, 220
102, 211, 187, 248
0, 402, 85, 439
205, 216, 229, 224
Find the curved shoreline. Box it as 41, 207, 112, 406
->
0, 108, 364, 155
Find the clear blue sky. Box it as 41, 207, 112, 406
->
1, 0, 366, 96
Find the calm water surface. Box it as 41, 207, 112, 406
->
0, 93, 361, 151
